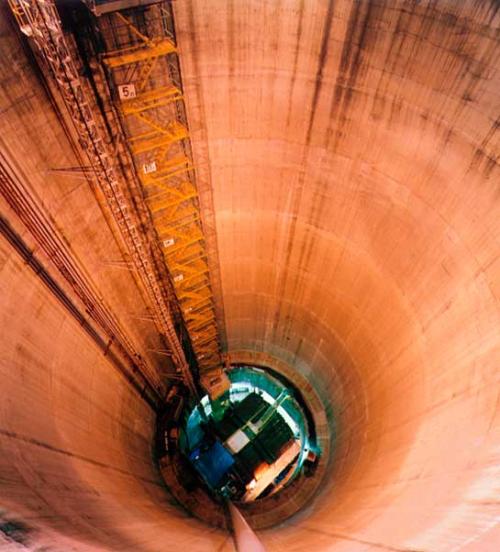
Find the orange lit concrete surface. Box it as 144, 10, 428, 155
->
0, 1, 499, 551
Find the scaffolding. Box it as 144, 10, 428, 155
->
8, 0, 197, 395
94, 3, 223, 378
8, 0, 225, 397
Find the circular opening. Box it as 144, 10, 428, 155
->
181, 365, 320, 503
155, 362, 327, 528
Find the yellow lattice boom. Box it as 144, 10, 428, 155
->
98, 5, 223, 379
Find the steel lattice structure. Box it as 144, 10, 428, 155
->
8, 0, 198, 395
92, 4, 224, 383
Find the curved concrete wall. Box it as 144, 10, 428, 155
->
1, 1, 499, 551
177, 1, 500, 549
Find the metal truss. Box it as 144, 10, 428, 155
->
94, 4, 224, 379
8, 0, 197, 395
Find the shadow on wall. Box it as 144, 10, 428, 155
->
0, 509, 34, 547
0, 421, 142, 551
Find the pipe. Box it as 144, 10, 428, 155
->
228, 502, 266, 552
